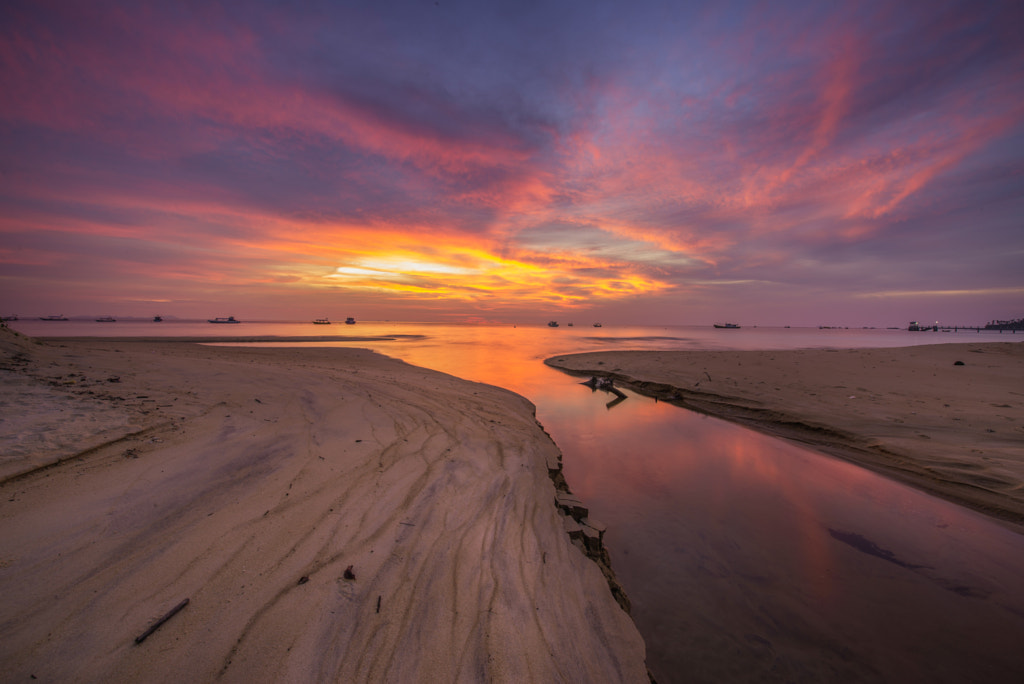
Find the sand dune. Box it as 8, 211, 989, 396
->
0, 329, 646, 682
546, 341, 1024, 532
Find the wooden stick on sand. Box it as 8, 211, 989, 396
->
135, 598, 190, 645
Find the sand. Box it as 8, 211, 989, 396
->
0, 327, 647, 683
546, 341, 1024, 532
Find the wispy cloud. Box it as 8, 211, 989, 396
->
2, 0, 1021, 323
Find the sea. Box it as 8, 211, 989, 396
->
10, 319, 1024, 682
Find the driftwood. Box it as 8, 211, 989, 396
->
135, 598, 189, 645
582, 376, 627, 408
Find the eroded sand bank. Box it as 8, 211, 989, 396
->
0, 329, 647, 682
546, 341, 1024, 531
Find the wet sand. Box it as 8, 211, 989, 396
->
0, 328, 647, 682
546, 341, 1024, 532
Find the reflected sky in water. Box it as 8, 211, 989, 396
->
552, 389, 1024, 682
18, 320, 1024, 681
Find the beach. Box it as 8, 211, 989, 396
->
0, 327, 647, 682
546, 341, 1024, 532
6, 327, 1024, 684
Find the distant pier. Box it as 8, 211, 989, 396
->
907, 317, 1022, 333
983, 318, 1024, 332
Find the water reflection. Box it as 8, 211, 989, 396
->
552, 388, 1024, 683
23, 321, 1024, 681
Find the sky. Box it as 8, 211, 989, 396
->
1, 0, 1022, 327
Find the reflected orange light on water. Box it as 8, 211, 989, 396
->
712, 428, 843, 601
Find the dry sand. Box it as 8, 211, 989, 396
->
546, 341, 1024, 532
0, 327, 647, 683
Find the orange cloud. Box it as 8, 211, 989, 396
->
313, 232, 674, 307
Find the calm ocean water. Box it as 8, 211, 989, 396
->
11, 317, 1007, 349
11, 319, 1024, 682
10, 318, 1013, 377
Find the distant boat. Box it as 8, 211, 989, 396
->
1, 314, 17, 322
567, 322, 574, 327
548, 321, 559, 327
95, 316, 116, 322
313, 318, 331, 325
345, 317, 356, 325
593, 322, 602, 327
39, 315, 68, 321
713, 323, 740, 329
209, 316, 240, 324
153, 316, 163, 322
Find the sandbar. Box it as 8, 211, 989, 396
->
0, 328, 647, 682
546, 341, 1024, 531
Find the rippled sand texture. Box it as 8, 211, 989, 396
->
547, 341, 1024, 531
0, 330, 646, 683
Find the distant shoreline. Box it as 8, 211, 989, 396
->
32, 334, 425, 344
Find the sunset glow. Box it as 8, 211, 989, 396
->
1, 0, 1021, 325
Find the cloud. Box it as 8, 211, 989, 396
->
1, 0, 1021, 322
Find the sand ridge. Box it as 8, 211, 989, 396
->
0, 329, 647, 682
546, 341, 1024, 531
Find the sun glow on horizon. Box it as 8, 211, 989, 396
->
323, 244, 672, 307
